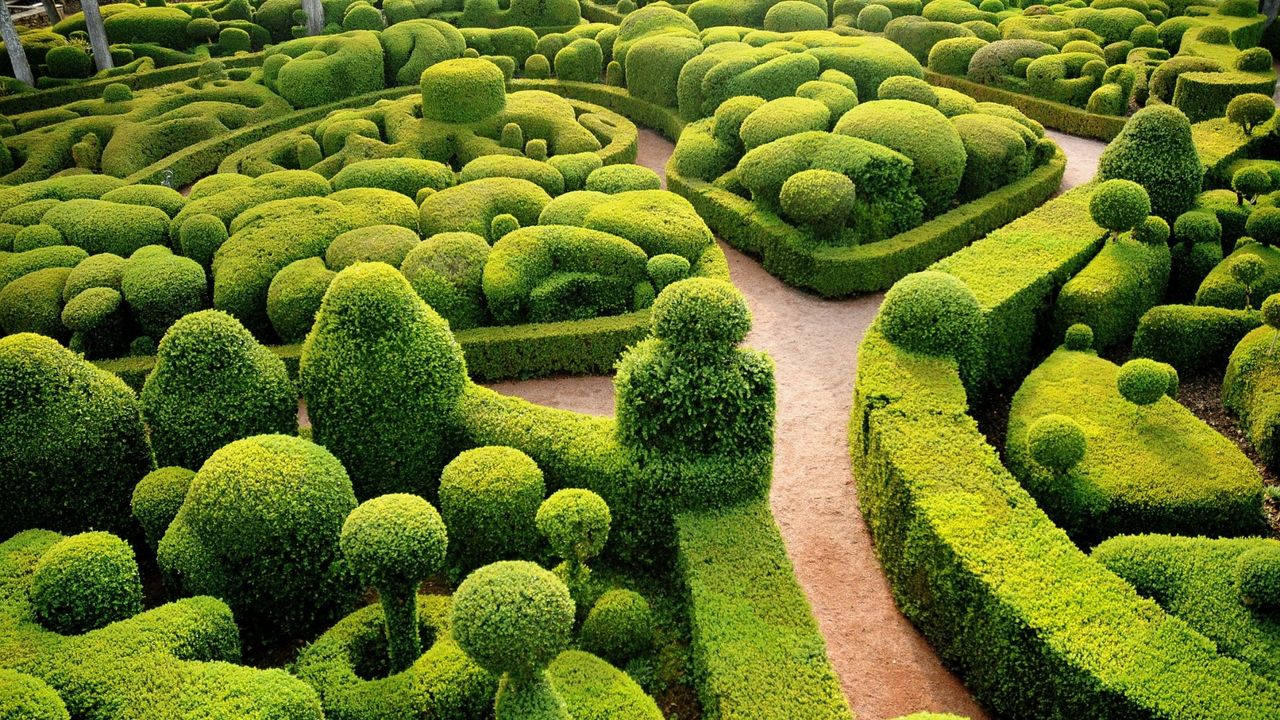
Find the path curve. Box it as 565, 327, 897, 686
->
486, 127, 1107, 719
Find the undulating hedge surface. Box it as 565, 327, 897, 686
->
1224, 324, 1280, 471
1132, 304, 1261, 374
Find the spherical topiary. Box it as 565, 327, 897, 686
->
858, 3, 892, 31
646, 253, 690, 292
178, 213, 228, 269
579, 589, 653, 664
186, 16, 220, 41
1116, 358, 1170, 406
1173, 210, 1221, 247
119, 252, 207, 339
157, 434, 359, 643
131, 466, 195, 549
1064, 323, 1094, 350
325, 225, 421, 271
420, 58, 506, 124
0, 669, 69, 720
451, 560, 574, 678
877, 271, 984, 375
219, 26, 253, 53
439, 447, 545, 572
524, 53, 551, 79
1226, 93, 1276, 136
1090, 179, 1151, 239
1237, 544, 1280, 611
1232, 167, 1272, 206
102, 82, 133, 103
1027, 414, 1086, 475
1262, 293, 1280, 330
341, 493, 448, 672
45, 44, 92, 79
877, 75, 939, 107
1133, 215, 1169, 245
585, 165, 662, 194
1162, 361, 1179, 398
779, 169, 856, 241
1231, 254, 1267, 308
267, 257, 335, 343
31, 531, 143, 635
491, 212, 520, 240
0, 266, 70, 340
1097, 104, 1202, 219
713, 95, 767, 147
1236, 47, 1273, 73
13, 224, 62, 252
536, 488, 611, 571
1246, 207, 1280, 248
763, 0, 828, 32
650, 277, 751, 352
142, 310, 296, 470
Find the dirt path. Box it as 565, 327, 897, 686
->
486, 127, 1107, 719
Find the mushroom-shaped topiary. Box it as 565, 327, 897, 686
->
31, 531, 143, 635
420, 58, 506, 124
1232, 167, 1272, 206
1026, 414, 1086, 476
1097, 104, 1202, 219
1064, 323, 1094, 351
131, 466, 195, 550
877, 271, 985, 388
1246, 208, 1280, 249
779, 169, 857, 242
536, 489, 610, 608
1173, 210, 1221, 249
439, 446, 546, 574
1226, 93, 1276, 136
1090, 179, 1151, 241
1236, 543, 1280, 611
1117, 358, 1172, 407
0, 669, 69, 720
579, 589, 653, 664
452, 561, 575, 719
1231, 254, 1267, 309
650, 277, 751, 354
341, 493, 448, 673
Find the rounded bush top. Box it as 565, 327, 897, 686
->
341, 493, 447, 591
420, 58, 506, 124
1246, 207, 1280, 247
779, 169, 856, 226
452, 560, 574, 678
1232, 167, 1272, 201
1237, 543, 1280, 611
1262, 294, 1280, 330
1090, 179, 1151, 235
1227, 93, 1276, 134
1116, 358, 1170, 406
102, 82, 133, 103
580, 588, 653, 664
1236, 47, 1273, 73
0, 669, 69, 720
651, 278, 751, 349
1173, 210, 1221, 247
31, 531, 142, 635
1133, 215, 1169, 246
877, 75, 939, 107
536, 489, 611, 564
585, 164, 662, 194
1027, 414, 1086, 474
131, 466, 195, 547
61, 287, 121, 333
1231, 254, 1266, 286
878, 271, 983, 357
1064, 323, 1093, 351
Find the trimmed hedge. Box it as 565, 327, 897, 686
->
1224, 324, 1280, 470
924, 70, 1127, 139
1052, 235, 1170, 350
1132, 304, 1261, 374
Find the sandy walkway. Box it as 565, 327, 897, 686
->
486, 127, 1107, 719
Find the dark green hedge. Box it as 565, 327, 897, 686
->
924, 70, 1127, 140
1132, 304, 1261, 375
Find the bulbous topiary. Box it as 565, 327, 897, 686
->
579, 589, 653, 664
1236, 544, 1280, 611
421, 58, 506, 124
1231, 254, 1267, 308
142, 310, 296, 470
779, 169, 856, 241
877, 75, 939, 107
31, 531, 143, 635
0, 669, 69, 720
439, 446, 545, 573
1232, 167, 1271, 206
646, 253, 690, 292
267, 256, 335, 343
1027, 414, 1086, 475
585, 165, 662, 194
102, 82, 132, 103
1098, 104, 1202, 219
1090, 179, 1151, 239
400, 231, 490, 331
1173, 210, 1221, 248
877, 271, 985, 386
1246, 208, 1280, 248
1162, 361, 1179, 399
491, 212, 520, 240
650, 277, 751, 353
1116, 358, 1171, 406
1262, 293, 1280, 330
536, 489, 610, 607
1131, 216, 1167, 247
1064, 323, 1094, 350
1227, 93, 1276, 136
1236, 47, 1272, 72
131, 466, 195, 549
341, 493, 448, 673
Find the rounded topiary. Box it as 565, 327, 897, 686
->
119, 252, 207, 339
525, 53, 551, 79
131, 466, 195, 549
60, 286, 121, 333
1116, 358, 1170, 406
585, 165, 662, 194
1173, 210, 1221, 248
1027, 414, 1086, 475
1246, 207, 1280, 248
579, 589, 653, 664
877, 271, 984, 382
650, 277, 751, 352
267, 257, 335, 343
439, 447, 545, 572
779, 169, 856, 241
0, 669, 69, 720
1163, 361, 1179, 398
178, 213, 229, 269
141, 310, 296, 471
536, 489, 610, 608
877, 75, 939, 107
14, 224, 62, 252
646, 253, 690, 292
102, 82, 133, 103
1231, 254, 1267, 308
1134, 215, 1169, 245
400, 231, 490, 330
45, 44, 92, 79
452, 560, 574, 679
31, 531, 142, 635
491, 212, 520, 240
341, 493, 448, 673
1097, 104, 1202, 219
1226, 93, 1276, 136
858, 3, 892, 31
325, 225, 420, 271
421, 58, 506, 124
1262, 293, 1280, 329
1236, 47, 1273, 73
1232, 167, 1272, 206
1064, 323, 1094, 350
1090, 179, 1151, 239
1237, 544, 1280, 611
764, 0, 828, 32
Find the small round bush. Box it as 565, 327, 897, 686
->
131, 466, 195, 549
1236, 47, 1273, 73
537, 488, 611, 568
877, 75, 938, 107
325, 224, 420, 271
178, 213, 228, 269
646, 253, 690, 292
1090, 179, 1151, 238
1027, 414, 1086, 475
1173, 210, 1221, 247
878, 270, 984, 363
1233, 167, 1272, 205
102, 82, 133, 103
1134, 215, 1169, 245
1163, 362, 1179, 398
452, 560, 574, 678
0, 669, 69, 720
1262, 293, 1280, 329
525, 53, 551, 79
525, 138, 548, 161
1231, 254, 1267, 303
580, 589, 653, 664
1226, 93, 1276, 136
439, 447, 546, 572
1064, 323, 1093, 350
187, 16, 220, 41
31, 531, 142, 635
14, 224, 62, 252
779, 169, 856, 240
219, 26, 252, 53
585, 165, 662, 194
400, 231, 490, 331
858, 3, 892, 30
120, 252, 207, 339
1246, 207, 1280, 247
267, 257, 335, 343
420, 58, 507, 124
650, 277, 751, 352
764, 0, 829, 32
1237, 544, 1280, 611
60, 286, 120, 333
45, 45, 92, 78
491, 212, 520, 240
1116, 358, 1170, 406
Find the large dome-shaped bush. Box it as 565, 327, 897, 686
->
1098, 104, 1203, 220
30, 531, 143, 635
421, 58, 506, 123
439, 446, 545, 572
877, 271, 985, 385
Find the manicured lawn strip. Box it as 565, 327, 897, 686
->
676, 501, 852, 720
1193, 113, 1280, 186
923, 70, 1126, 141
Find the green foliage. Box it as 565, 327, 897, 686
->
1247, 208, 1280, 247
0, 267, 70, 340
264, 31, 386, 109
1089, 178, 1151, 236
1026, 413, 1086, 474
178, 213, 228, 269
876, 270, 985, 390
580, 589, 652, 664
41, 199, 170, 257
0, 669, 68, 720
131, 466, 195, 549
1224, 324, 1280, 472
30, 531, 142, 635
1117, 357, 1174, 405
1227, 93, 1277, 135
420, 178, 550, 243
950, 113, 1033, 200
141, 310, 296, 470
325, 225, 420, 271
877, 74, 939, 106
1053, 232, 1170, 350
1237, 545, 1280, 612
1133, 304, 1260, 374
928, 36, 989, 75
554, 39, 603, 83
779, 169, 856, 241
859, 3, 894, 30
439, 446, 545, 573
584, 165, 661, 194
1097, 104, 1203, 219
330, 158, 455, 199
120, 252, 207, 339
1233, 167, 1272, 205
401, 231, 490, 330
421, 58, 506, 124
267, 257, 335, 343
1064, 322, 1094, 350
646, 253, 690, 292
301, 263, 468, 500
452, 560, 574, 679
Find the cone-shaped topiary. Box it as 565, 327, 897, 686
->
142, 310, 297, 470
340, 493, 448, 673
300, 262, 468, 500
1097, 104, 1203, 219
30, 531, 143, 635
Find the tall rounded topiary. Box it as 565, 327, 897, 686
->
142, 310, 297, 471
421, 58, 507, 124
877, 271, 985, 388
439, 446, 545, 573
536, 489, 610, 608
1232, 167, 1272, 206
0, 333, 151, 537
1116, 358, 1172, 407
452, 561, 575, 720
1237, 544, 1280, 611
1097, 104, 1203, 220
1026, 414, 1086, 476
157, 434, 359, 643
30, 531, 143, 635
340, 494, 448, 673
300, 262, 468, 500
0, 669, 69, 720
1089, 179, 1151, 240
1231, 254, 1267, 309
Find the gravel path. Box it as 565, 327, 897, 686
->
486, 127, 1108, 719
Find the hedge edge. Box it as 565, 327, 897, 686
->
924, 70, 1128, 141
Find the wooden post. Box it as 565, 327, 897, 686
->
0, 0, 33, 86
302, 0, 324, 35
81, 0, 113, 72
40, 0, 61, 24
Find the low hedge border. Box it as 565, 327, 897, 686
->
667, 147, 1066, 298
924, 70, 1127, 141
1193, 113, 1280, 187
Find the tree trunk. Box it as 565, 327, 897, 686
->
81, 0, 113, 72
41, 0, 61, 24
302, 0, 324, 36
0, 0, 33, 86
